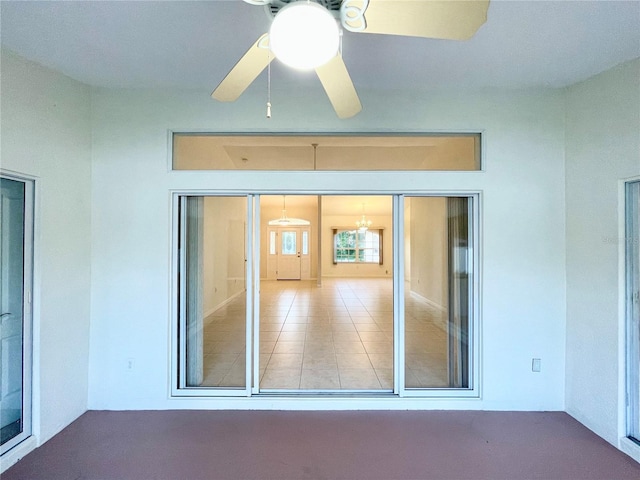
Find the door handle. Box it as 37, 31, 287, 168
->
0, 312, 11, 319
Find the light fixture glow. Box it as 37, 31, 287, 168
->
269, 1, 340, 70
356, 203, 372, 231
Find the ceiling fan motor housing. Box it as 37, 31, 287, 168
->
265, 0, 342, 19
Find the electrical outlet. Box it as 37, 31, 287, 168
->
126, 358, 135, 371
532, 358, 541, 372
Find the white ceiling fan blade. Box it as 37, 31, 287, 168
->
354, 0, 489, 40
315, 55, 362, 119
212, 33, 272, 102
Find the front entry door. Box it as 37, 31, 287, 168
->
277, 228, 301, 280
0, 176, 32, 454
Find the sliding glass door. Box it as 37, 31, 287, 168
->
0, 176, 33, 454
174, 193, 477, 397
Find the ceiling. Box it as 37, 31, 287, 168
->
1, 0, 638, 94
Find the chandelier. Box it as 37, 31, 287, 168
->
356, 204, 372, 231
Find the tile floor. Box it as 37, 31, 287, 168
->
201, 278, 450, 390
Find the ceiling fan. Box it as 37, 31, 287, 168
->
212, 0, 489, 119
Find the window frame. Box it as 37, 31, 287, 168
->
332, 228, 383, 265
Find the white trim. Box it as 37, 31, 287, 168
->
619, 437, 640, 464
0, 435, 37, 474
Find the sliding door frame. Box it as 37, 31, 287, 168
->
170, 190, 481, 399
171, 192, 254, 397
625, 179, 640, 443
398, 193, 481, 399
0, 171, 34, 456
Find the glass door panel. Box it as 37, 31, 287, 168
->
403, 196, 472, 389
180, 196, 248, 390
0, 176, 32, 453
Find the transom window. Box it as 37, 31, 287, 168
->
333, 229, 382, 265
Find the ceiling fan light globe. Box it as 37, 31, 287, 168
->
269, 1, 339, 70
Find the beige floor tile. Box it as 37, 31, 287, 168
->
338, 368, 382, 389
351, 315, 376, 324
331, 323, 357, 332
207, 341, 245, 354
333, 332, 361, 343
362, 341, 393, 354
333, 341, 366, 354
273, 341, 305, 354
277, 331, 307, 342
285, 316, 308, 324
201, 278, 464, 391
375, 368, 394, 389
203, 353, 240, 368
303, 353, 337, 369
336, 353, 373, 369
280, 323, 307, 332
300, 369, 340, 389
201, 366, 231, 387
260, 331, 281, 342
355, 323, 381, 332
304, 341, 335, 353
260, 322, 284, 332
330, 316, 353, 323
268, 353, 303, 369
261, 368, 301, 389
367, 353, 392, 369
358, 331, 389, 343
259, 341, 276, 354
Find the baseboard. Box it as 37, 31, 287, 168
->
204, 289, 245, 320
409, 290, 447, 313
0, 435, 37, 474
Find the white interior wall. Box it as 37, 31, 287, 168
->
87, 84, 567, 411
202, 197, 246, 316
3, 41, 639, 464
564, 58, 640, 447
409, 197, 448, 309
0, 50, 92, 445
